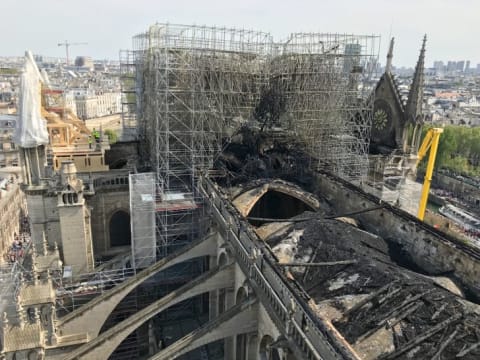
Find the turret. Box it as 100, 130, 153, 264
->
385, 37, 394, 74
405, 35, 426, 124
57, 160, 94, 274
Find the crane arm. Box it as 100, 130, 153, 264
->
58, 42, 88, 46
416, 129, 434, 166
417, 127, 443, 221
57, 41, 88, 65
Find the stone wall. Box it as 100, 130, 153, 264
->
314, 171, 480, 300
88, 188, 130, 257
0, 183, 26, 261
58, 203, 94, 274
25, 191, 60, 250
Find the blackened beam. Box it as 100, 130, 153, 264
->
379, 313, 462, 360
246, 205, 385, 223
277, 260, 357, 267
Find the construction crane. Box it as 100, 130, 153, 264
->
415, 127, 443, 221
57, 41, 88, 65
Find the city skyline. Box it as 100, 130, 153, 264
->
2, 0, 480, 67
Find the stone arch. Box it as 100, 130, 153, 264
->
26, 307, 36, 322
148, 299, 257, 360
109, 210, 131, 247
217, 250, 230, 315
58, 234, 217, 342
218, 251, 229, 266
248, 190, 315, 225
235, 284, 251, 358
259, 335, 273, 360
27, 350, 40, 360
236, 285, 248, 304
232, 181, 320, 225
62, 264, 233, 360
259, 334, 282, 360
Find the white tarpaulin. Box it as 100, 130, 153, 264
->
13, 50, 49, 148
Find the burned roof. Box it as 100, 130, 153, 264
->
263, 215, 480, 359
214, 128, 480, 359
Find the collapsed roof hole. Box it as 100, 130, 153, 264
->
248, 190, 315, 226
386, 239, 426, 274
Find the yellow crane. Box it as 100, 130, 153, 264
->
415, 127, 443, 221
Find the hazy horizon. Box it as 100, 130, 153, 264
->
2, 0, 479, 68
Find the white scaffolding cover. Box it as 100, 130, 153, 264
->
13, 51, 48, 148
129, 173, 156, 270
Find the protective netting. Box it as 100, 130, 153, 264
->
13, 51, 48, 148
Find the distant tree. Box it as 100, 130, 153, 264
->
422, 125, 480, 177
436, 126, 457, 168
469, 128, 480, 167
103, 129, 118, 144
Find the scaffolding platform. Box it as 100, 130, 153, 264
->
156, 193, 199, 212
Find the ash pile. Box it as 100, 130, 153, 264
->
214, 126, 315, 188
262, 214, 480, 359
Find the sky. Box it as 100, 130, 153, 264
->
1, 0, 479, 68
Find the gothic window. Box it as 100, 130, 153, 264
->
374, 108, 388, 130
371, 98, 396, 149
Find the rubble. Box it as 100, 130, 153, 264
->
216, 128, 480, 359
265, 215, 480, 359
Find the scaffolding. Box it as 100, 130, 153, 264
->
119, 50, 139, 141
0, 262, 23, 323
123, 24, 380, 268
129, 173, 156, 269
129, 171, 209, 266
130, 24, 272, 259
0, 237, 32, 339
130, 27, 379, 185
115, 23, 380, 358
53, 266, 135, 316
365, 150, 423, 215
133, 23, 272, 190
268, 33, 379, 183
